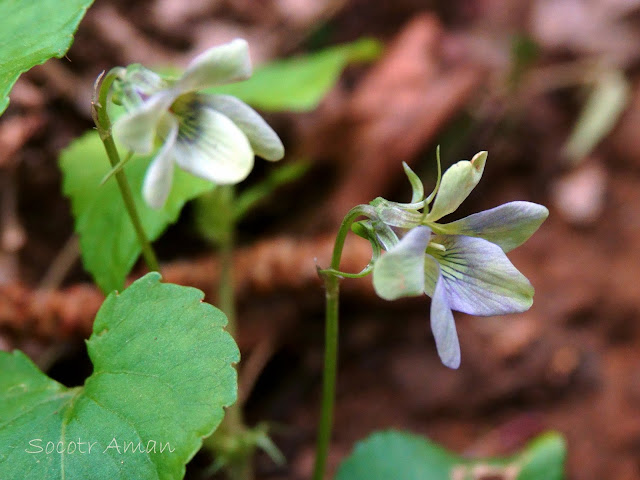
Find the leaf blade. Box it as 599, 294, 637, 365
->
60, 131, 214, 293
0, 0, 94, 115
0, 273, 239, 480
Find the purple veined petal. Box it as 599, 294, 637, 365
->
204, 94, 284, 161
172, 107, 253, 184
425, 234, 534, 316
177, 39, 252, 93
426, 151, 487, 222
430, 201, 549, 252
426, 256, 461, 369
142, 117, 178, 209
112, 92, 175, 154
372, 226, 431, 300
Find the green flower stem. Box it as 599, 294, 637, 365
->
92, 69, 160, 273
312, 205, 375, 480
211, 186, 253, 480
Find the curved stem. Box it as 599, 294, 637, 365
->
92, 69, 160, 273
312, 205, 374, 480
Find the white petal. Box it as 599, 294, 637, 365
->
428, 258, 461, 369
432, 201, 549, 252
205, 94, 284, 161
112, 92, 175, 154
178, 39, 252, 93
425, 235, 534, 316
372, 226, 431, 300
142, 118, 178, 209
173, 108, 253, 184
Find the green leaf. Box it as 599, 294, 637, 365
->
193, 186, 232, 246
517, 433, 566, 480
203, 38, 383, 112
194, 161, 310, 245
564, 69, 630, 164
233, 160, 310, 220
60, 131, 214, 294
0, 0, 93, 115
336, 430, 566, 480
0, 273, 239, 480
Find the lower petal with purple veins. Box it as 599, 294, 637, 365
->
426, 257, 461, 369
427, 234, 534, 316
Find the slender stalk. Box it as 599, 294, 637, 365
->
92, 69, 160, 273
216, 186, 252, 480
312, 206, 374, 480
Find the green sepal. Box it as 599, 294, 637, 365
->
402, 162, 424, 203
371, 198, 423, 228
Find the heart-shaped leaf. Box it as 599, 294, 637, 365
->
0, 273, 239, 480
336, 430, 565, 480
60, 131, 214, 294
0, 0, 93, 115
203, 38, 383, 112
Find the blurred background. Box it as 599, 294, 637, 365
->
2, 0, 640, 478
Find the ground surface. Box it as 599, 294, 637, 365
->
2, 1, 640, 479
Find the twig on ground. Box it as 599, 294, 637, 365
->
0, 234, 374, 339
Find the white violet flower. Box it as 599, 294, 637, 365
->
111, 39, 285, 208
371, 152, 549, 369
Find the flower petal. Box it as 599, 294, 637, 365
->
431, 201, 549, 252
426, 256, 461, 369
373, 226, 431, 300
113, 92, 175, 154
178, 39, 252, 93
205, 94, 284, 161
423, 234, 534, 316
142, 118, 178, 209
426, 151, 487, 222
173, 107, 253, 184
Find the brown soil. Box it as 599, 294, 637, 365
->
2, 1, 640, 479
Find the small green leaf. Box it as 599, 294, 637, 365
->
233, 161, 310, 221
0, 0, 93, 115
193, 186, 232, 246
60, 131, 214, 294
564, 69, 630, 164
336, 430, 566, 480
518, 433, 566, 480
508, 34, 539, 89
194, 161, 310, 245
204, 38, 383, 112
0, 273, 239, 480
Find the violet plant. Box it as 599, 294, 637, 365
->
371, 151, 548, 368
0, 3, 564, 477
312, 149, 549, 479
